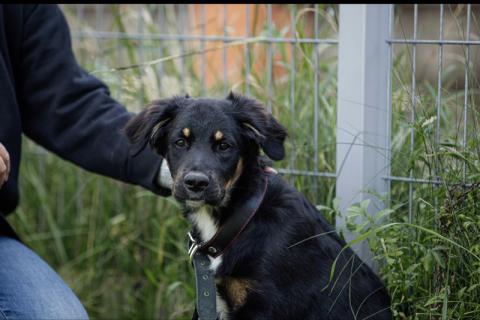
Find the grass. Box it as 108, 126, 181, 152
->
7, 4, 480, 319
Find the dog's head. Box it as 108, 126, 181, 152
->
125, 92, 286, 209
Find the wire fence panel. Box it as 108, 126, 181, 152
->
59, 4, 340, 206
386, 4, 479, 205
382, 4, 480, 300
42, 4, 479, 267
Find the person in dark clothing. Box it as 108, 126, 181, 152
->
0, 4, 171, 319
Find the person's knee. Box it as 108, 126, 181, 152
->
0, 295, 88, 320
25, 287, 89, 320
0, 236, 89, 319
6, 293, 89, 320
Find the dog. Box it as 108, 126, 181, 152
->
125, 92, 392, 320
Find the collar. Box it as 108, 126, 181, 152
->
188, 172, 269, 260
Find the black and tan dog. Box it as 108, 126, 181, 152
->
125, 93, 392, 320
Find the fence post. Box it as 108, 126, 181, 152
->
335, 4, 392, 271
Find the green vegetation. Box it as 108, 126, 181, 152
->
8, 4, 479, 319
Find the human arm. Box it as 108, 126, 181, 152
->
17, 5, 170, 195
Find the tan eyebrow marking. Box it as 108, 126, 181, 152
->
182, 128, 190, 137
214, 131, 224, 141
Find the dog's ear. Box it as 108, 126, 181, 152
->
227, 91, 287, 161
124, 97, 182, 157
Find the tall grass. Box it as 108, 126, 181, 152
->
7, 4, 480, 319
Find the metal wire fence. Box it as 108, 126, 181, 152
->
332, 4, 479, 264
58, 4, 340, 205
42, 4, 479, 264
56, 5, 480, 208
386, 4, 479, 222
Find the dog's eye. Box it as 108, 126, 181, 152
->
175, 138, 187, 148
218, 142, 231, 151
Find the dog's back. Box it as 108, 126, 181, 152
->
216, 172, 392, 320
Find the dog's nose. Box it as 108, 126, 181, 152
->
184, 172, 209, 192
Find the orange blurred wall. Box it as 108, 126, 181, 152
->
191, 4, 312, 90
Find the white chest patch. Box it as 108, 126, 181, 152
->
189, 206, 223, 274
191, 206, 218, 241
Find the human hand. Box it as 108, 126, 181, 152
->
264, 166, 278, 174
0, 143, 10, 188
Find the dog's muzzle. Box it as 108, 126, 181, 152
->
173, 171, 224, 205
183, 171, 209, 194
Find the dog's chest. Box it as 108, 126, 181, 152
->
189, 207, 223, 272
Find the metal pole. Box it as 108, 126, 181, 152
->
336, 4, 391, 271
462, 4, 471, 183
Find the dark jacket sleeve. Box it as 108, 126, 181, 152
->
17, 4, 170, 196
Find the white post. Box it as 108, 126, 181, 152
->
335, 4, 392, 271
